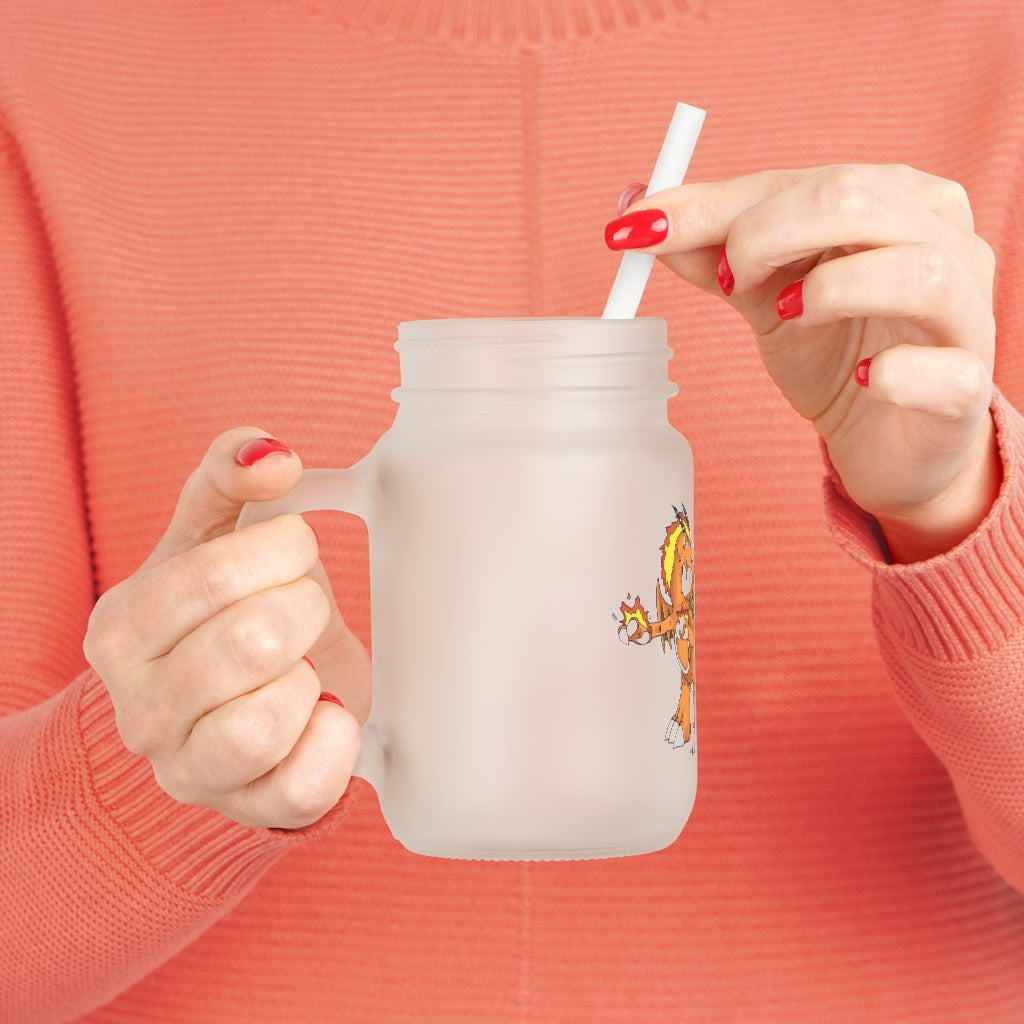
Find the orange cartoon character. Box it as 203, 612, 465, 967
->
618, 504, 695, 748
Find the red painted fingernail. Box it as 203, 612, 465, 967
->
604, 208, 669, 250
302, 655, 316, 672
318, 691, 345, 708
776, 279, 804, 320
716, 247, 734, 296
235, 437, 293, 467
616, 182, 648, 216
855, 357, 872, 387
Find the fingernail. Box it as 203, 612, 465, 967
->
236, 437, 293, 468
616, 182, 648, 216
776, 280, 804, 320
318, 691, 345, 708
302, 655, 316, 672
716, 248, 734, 296
604, 208, 669, 250
855, 357, 872, 387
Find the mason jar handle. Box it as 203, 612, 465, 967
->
235, 466, 373, 527
235, 464, 386, 792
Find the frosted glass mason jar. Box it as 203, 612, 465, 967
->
239, 318, 696, 860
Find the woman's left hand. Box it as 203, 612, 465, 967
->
606, 164, 1000, 562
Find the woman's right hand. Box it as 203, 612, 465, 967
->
608, 165, 998, 563
83, 428, 369, 830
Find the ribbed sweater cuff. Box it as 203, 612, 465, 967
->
824, 391, 1024, 661
77, 669, 355, 903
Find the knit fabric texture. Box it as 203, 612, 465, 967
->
1, 1, 1023, 1021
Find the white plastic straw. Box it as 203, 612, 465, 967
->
602, 102, 706, 319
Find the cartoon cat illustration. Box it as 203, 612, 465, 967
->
618, 505, 695, 748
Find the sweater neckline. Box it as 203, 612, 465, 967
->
320, 0, 705, 44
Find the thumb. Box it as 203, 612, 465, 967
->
145, 427, 304, 567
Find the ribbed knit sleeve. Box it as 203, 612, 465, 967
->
826, 392, 1024, 893
0, 127, 350, 1023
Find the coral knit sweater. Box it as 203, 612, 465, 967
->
2, 1, 1023, 1021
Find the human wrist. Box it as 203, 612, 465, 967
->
78, 670, 350, 901
873, 412, 1002, 563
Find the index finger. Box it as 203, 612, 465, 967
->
626, 163, 975, 257
116, 513, 320, 662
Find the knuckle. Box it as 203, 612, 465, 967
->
278, 763, 336, 826
108, 679, 169, 758
81, 619, 108, 672
927, 174, 975, 232
150, 758, 202, 807
221, 696, 292, 769
280, 714, 359, 826
932, 391, 978, 421
811, 270, 845, 318
222, 607, 290, 674
728, 222, 772, 279
276, 515, 321, 574
821, 165, 879, 224
196, 550, 248, 612
908, 243, 953, 297
766, 167, 802, 195
913, 351, 991, 421
298, 574, 332, 627
681, 188, 718, 242
114, 703, 156, 756
219, 577, 328, 677
83, 587, 130, 669
885, 162, 915, 179
938, 176, 971, 214
947, 355, 989, 408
